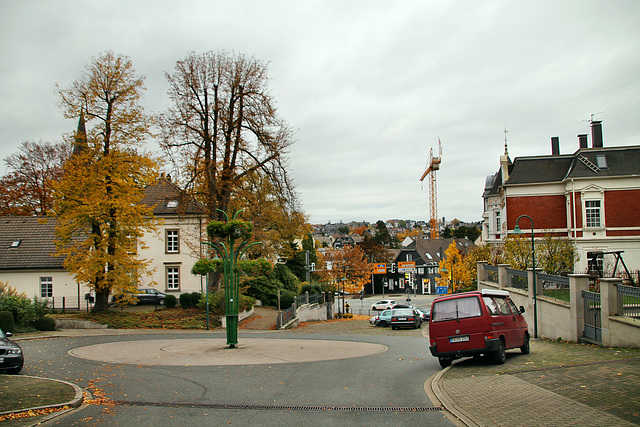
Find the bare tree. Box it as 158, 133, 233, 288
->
159, 51, 298, 223
0, 140, 70, 215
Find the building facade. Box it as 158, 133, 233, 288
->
482, 121, 640, 274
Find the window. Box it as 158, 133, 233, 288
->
425, 253, 433, 260
495, 212, 501, 233
166, 200, 178, 208
166, 230, 180, 253
40, 277, 53, 298
406, 254, 412, 262
585, 200, 601, 228
432, 296, 482, 322
595, 154, 608, 169
166, 266, 180, 290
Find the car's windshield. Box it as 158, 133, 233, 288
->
393, 309, 414, 316
432, 296, 482, 322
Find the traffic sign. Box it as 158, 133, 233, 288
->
436, 286, 449, 295
398, 261, 416, 273
372, 263, 387, 274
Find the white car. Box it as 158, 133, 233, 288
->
371, 299, 396, 310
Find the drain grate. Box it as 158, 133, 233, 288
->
113, 400, 443, 412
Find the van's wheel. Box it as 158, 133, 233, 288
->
438, 357, 452, 368
520, 333, 530, 354
492, 339, 506, 364
379, 320, 387, 327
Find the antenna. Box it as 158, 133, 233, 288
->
584, 111, 605, 123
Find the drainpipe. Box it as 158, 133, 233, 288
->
572, 179, 577, 244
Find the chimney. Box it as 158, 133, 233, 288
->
578, 134, 588, 149
551, 136, 560, 155
591, 120, 603, 148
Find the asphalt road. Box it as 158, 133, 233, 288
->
16, 322, 454, 426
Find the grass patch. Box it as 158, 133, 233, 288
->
52, 308, 218, 330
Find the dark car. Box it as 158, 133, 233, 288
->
390, 308, 422, 330
0, 328, 24, 374
135, 288, 166, 305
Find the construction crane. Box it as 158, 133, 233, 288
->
419, 139, 442, 239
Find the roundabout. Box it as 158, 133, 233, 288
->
68, 338, 388, 366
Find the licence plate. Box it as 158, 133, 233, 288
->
398, 318, 407, 321
450, 336, 469, 343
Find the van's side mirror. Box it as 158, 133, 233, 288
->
519, 306, 525, 314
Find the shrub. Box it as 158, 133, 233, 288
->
0, 295, 48, 326
190, 292, 202, 308
179, 293, 192, 308
164, 295, 177, 308
0, 310, 15, 333
196, 290, 255, 314
34, 316, 56, 331
279, 290, 295, 310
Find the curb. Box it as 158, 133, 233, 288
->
0, 375, 84, 417
430, 365, 479, 427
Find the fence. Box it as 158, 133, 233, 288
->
277, 292, 328, 329
539, 273, 570, 301
506, 268, 528, 291
617, 284, 640, 319
48, 296, 92, 312
477, 261, 640, 348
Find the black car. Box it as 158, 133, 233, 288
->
390, 308, 422, 330
135, 288, 166, 305
0, 328, 24, 374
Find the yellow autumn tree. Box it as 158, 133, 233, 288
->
53, 52, 159, 312
437, 242, 471, 293
317, 245, 371, 294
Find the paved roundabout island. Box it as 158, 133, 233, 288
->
69, 338, 388, 365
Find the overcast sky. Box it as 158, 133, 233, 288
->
1, 1, 639, 225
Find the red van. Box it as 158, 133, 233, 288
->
428, 289, 530, 368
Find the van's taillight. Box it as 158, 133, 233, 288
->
430, 339, 435, 346
484, 333, 494, 340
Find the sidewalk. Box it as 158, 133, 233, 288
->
432, 339, 640, 426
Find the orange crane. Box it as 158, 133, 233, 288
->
419, 139, 442, 239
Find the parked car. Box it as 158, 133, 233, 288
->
0, 328, 24, 374
429, 289, 529, 368
135, 288, 167, 305
373, 309, 394, 327
391, 303, 412, 309
416, 308, 431, 322
390, 308, 422, 330
371, 299, 396, 310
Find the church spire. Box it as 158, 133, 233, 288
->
73, 109, 88, 156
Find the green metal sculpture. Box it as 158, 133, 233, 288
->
201, 210, 260, 348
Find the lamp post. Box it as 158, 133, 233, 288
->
512, 214, 537, 338
440, 261, 454, 294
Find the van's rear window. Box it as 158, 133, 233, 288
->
432, 297, 482, 322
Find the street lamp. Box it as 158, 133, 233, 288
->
512, 214, 538, 338
440, 261, 454, 294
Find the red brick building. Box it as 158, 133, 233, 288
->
482, 121, 640, 273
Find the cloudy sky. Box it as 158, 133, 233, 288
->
1, 1, 639, 225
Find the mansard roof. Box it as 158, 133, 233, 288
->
497, 146, 640, 187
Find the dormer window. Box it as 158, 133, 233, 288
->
11, 239, 21, 248
166, 200, 178, 208
595, 154, 608, 169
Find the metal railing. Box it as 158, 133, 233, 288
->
617, 284, 640, 319
539, 273, 570, 301
485, 265, 499, 283
506, 268, 528, 290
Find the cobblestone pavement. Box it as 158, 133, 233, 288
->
438, 339, 640, 426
